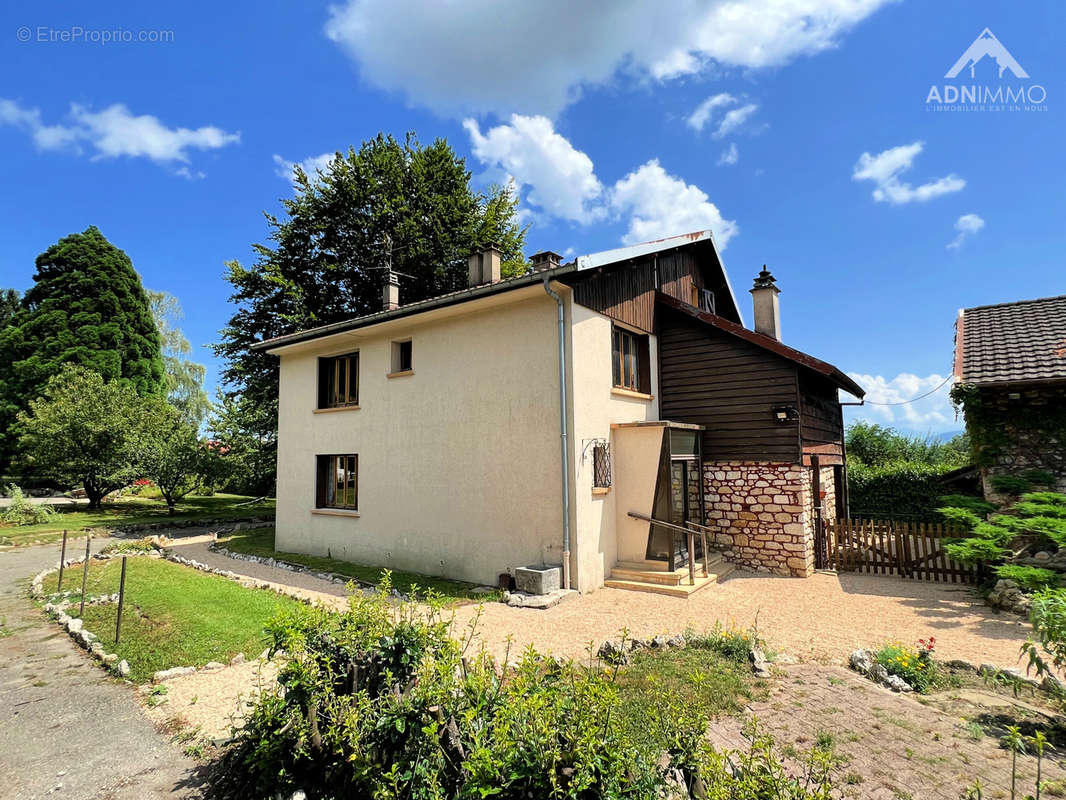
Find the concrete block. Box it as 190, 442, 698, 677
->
514, 564, 562, 595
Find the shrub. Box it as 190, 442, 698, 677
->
212, 578, 835, 800
994, 564, 1060, 592
847, 461, 959, 520
875, 638, 938, 693
684, 623, 760, 663
942, 490, 1066, 567
100, 537, 158, 555
0, 485, 56, 526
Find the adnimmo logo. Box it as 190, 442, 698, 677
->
926, 28, 1046, 112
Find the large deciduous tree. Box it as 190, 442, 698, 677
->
15, 366, 144, 508
134, 396, 213, 514
0, 289, 19, 329
0, 227, 165, 467
213, 133, 527, 488
148, 289, 211, 429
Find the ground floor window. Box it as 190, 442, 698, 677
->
316, 454, 358, 510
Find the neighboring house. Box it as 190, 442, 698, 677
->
953, 294, 1066, 499
254, 231, 864, 594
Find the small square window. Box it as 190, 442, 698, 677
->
391, 339, 413, 373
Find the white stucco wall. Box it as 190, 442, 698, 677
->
568, 303, 660, 590
274, 289, 567, 588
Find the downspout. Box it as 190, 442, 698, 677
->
543, 274, 572, 590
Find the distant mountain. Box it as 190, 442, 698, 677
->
946, 28, 1029, 79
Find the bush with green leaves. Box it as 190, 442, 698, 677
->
875, 638, 938, 693
943, 491, 1066, 572
847, 460, 960, 520
213, 577, 837, 800
0, 485, 55, 526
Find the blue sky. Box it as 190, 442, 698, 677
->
1, 0, 1062, 434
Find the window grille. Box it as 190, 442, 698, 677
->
592, 442, 612, 488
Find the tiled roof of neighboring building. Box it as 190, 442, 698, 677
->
954, 294, 1066, 386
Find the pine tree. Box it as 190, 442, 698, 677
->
0, 226, 165, 468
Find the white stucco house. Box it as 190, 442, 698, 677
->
254, 231, 864, 595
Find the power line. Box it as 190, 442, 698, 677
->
861, 373, 954, 406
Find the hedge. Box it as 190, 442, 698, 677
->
847, 461, 957, 521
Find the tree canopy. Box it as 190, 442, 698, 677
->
212, 133, 528, 488
845, 421, 969, 468
0, 289, 18, 329
148, 289, 211, 429
0, 227, 164, 467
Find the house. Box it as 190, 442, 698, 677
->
952, 295, 1066, 499
254, 231, 864, 594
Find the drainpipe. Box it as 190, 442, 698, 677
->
543, 274, 572, 590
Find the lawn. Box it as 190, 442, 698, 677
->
0, 493, 275, 547
218, 527, 499, 605
40, 556, 302, 683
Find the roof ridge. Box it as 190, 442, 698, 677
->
964, 294, 1066, 313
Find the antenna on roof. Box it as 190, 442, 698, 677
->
365, 233, 415, 281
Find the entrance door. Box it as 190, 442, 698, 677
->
646, 428, 704, 569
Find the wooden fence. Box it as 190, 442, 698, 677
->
821, 519, 980, 584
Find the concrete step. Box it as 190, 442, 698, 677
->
603, 574, 720, 598
605, 556, 734, 597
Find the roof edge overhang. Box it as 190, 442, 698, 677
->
656, 292, 865, 399
960, 377, 1066, 390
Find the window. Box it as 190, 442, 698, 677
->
316, 454, 358, 510
592, 442, 612, 489
611, 326, 651, 393
318, 352, 359, 408
390, 339, 413, 374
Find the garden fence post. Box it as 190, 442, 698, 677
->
78, 534, 91, 618
57, 530, 68, 592
115, 556, 127, 645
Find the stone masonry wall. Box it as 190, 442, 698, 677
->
703, 462, 815, 577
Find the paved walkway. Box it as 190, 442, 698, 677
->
0, 541, 204, 800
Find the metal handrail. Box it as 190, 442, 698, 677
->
627, 511, 709, 585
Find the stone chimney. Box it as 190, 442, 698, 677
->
383, 271, 400, 311
468, 245, 502, 286
750, 266, 781, 340
530, 251, 562, 272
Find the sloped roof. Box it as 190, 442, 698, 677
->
954, 295, 1066, 386
657, 293, 865, 398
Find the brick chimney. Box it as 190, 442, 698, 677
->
383, 271, 400, 311
530, 251, 562, 272
468, 245, 502, 286
750, 266, 781, 340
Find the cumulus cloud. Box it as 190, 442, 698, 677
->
272, 152, 338, 185
463, 115, 737, 247
463, 115, 604, 224
325, 0, 893, 116
947, 213, 984, 250
844, 372, 956, 431
610, 160, 738, 247
718, 142, 739, 165
0, 98, 238, 173
852, 141, 965, 204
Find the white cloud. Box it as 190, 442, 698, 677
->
686, 92, 735, 132
325, 0, 894, 116
718, 142, 739, 165
610, 160, 738, 247
852, 141, 965, 205
272, 152, 338, 184
0, 98, 238, 173
844, 372, 956, 431
463, 116, 737, 247
464, 115, 604, 224
947, 213, 984, 250
713, 103, 758, 138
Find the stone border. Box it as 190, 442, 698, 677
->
848, 648, 1058, 694
107, 516, 274, 537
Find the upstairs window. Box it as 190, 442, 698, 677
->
318, 352, 359, 408
316, 454, 358, 510
390, 339, 413, 374
611, 326, 651, 394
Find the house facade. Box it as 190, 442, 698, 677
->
953, 295, 1066, 500
256, 231, 864, 593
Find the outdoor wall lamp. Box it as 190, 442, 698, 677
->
772, 405, 799, 423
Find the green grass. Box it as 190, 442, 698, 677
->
614, 645, 758, 740
39, 556, 302, 682
0, 494, 275, 547
218, 527, 499, 605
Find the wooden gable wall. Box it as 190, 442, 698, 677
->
657, 308, 802, 463
798, 372, 846, 454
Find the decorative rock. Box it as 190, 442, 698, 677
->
103, 654, 119, 665
883, 674, 913, 693
597, 639, 630, 665
868, 664, 889, 683
666, 634, 686, 649
203, 661, 226, 671
1042, 675, 1064, 695
152, 666, 196, 683
987, 579, 1033, 615
65, 618, 83, 634
849, 649, 875, 675
748, 647, 772, 678
116, 660, 130, 678
649, 635, 670, 649
230, 653, 245, 666
1034, 551, 1052, 562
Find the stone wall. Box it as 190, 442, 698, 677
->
970, 385, 1066, 501
703, 462, 815, 577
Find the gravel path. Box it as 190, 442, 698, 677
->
0, 541, 203, 799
